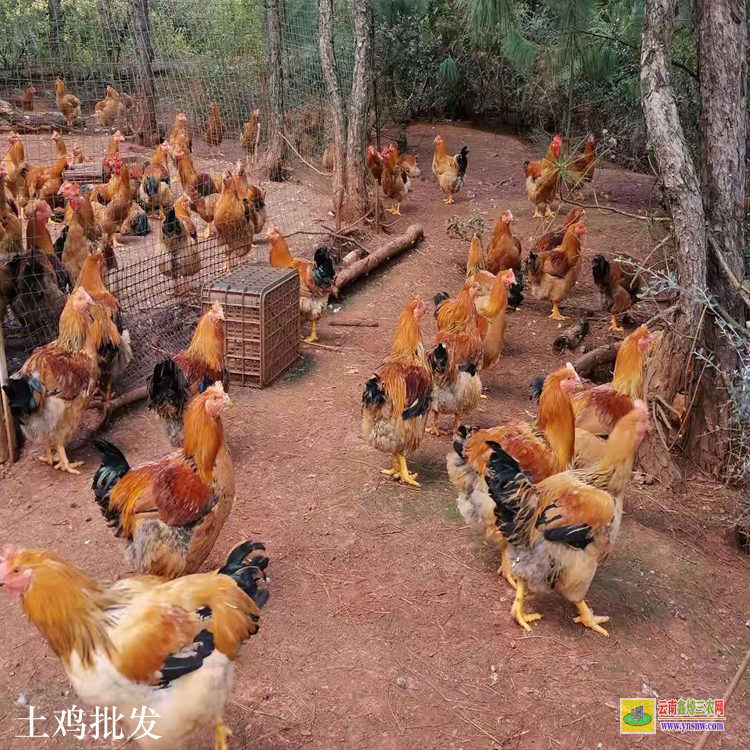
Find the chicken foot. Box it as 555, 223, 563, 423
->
442, 195, 455, 205
387, 203, 403, 216
381, 453, 420, 487
548, 302, 567, 322
608, 314, 624, 333
510, 580, 542, 632
53, 444, 83, 475
304, 319, 319, 344
38, 446, 55, 465
573, 600, 610, 637
380, 454, 399, 477
214, 719, 232, 750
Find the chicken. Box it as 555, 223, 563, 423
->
2, 286, 97, 474
398, 154, 421, 177
531, 206, 585, 255
174, 146, 221, 198
93, 86, 126, 129
119, 200, 149, 238
524, 135, 562, 218
99, 155, 132, 254
241, 109, 261, 166
366, 145, 384, 185
267, 227, 335, 343
139, 141, 172, 220
147, 302, 228, 447
72, 141, 92, 164
566, 134, 596, 192
10, 85, 36, 111
214, 171, 253, 273
3, 132, 29, 206
381, 145, 410, 216
93, 382, 234, 578
0, 166, 23, 263
571, 324, 653, 441
169, 112, 192, 165
29, 154, 71, 216
428, 280, 483, 436
480, 401, 649, 635
26, 200, 58, 255
158, 195, 200, 296
431, 135, 468, 204
476, 269, 517, 371
60, 182, 102, 245
486, 209, 522, 274
0, 540, 269, 750
526, 221, 586, 321
362, 298, 434, 487
592, 254, 641, 333
321, 140, 335, 172
234, 160, 267, 235
55, 78, 81, 128
75, 252, 132, 403
188, 186, 221, 240
60, 193, 97, 284
204, 103, 226, 158
102, 130, 126, 181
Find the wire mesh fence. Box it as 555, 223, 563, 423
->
1, 0, 355, 393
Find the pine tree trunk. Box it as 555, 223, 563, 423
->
345, 0, 372, 215
256, 0, 285, 181
131, 0, 159, 146
318, 0, 347, 210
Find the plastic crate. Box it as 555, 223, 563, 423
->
201, 265, 300, 388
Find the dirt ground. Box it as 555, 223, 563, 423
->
1, 123, 748, 750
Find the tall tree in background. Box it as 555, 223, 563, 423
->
48, 0, 64, 60
640, 0, 747, 482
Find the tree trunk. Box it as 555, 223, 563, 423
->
256, 0, 285, 181
319, 0, 347, 209
130, 0, 159, 146
639, 0, 707, 484
48, 0, 64, 60
689, 0, 748, 471
345, 0, 372, 215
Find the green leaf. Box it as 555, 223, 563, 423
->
438, 56, 459, 83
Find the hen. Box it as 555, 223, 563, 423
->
99, 155, 132, 254
93, 383, 234, 579
158, 195, 200, 296
147, 302, 228, 447
381, 145, 410, 216
102, 130, 126, 181
482, 402, 649, 635
566, 134, 596, 193
214, 170, 253, 272
241, 109, 261, 166
72, 141, 92, 164
234, 160, 267, 235
0, 165, 23, 263
2, 287, 97, 474
526, 221, 586, 321
268, 227, 335, 343
174, 146, 221, 198
531, 206, 585, 255
93, 86, 126, 129
204, 103, 226, 158
3, 132, 29, 207
169, 112, 192, 166
592, 254, 641, 333
398, 153, 421, 177
60, 193, 97, 284
1, 541, 268, 750
432, 135, 468, 204
55, 78, 81, 128
362, 298, 435, 487
486, 210, 522, 274
139, 141, 172, 220
524, 136, 561, 218
448, 363, 580, 587
188, 185, 221, 240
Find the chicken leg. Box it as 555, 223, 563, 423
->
510, 580, 541, 632
214, 719, 231, 750
53, 444, 83, 475
396, 453, 420, 487
387, 203, 403, 216
573, 600, 610, 637
608, 314, 624, 333
548, 302, 567, 322
202, 222, 213, 239
380, 454, 399, 477
533, 208, 543, 218
38, 445, 55, 465
497, 541, 517, 589
544, 206, 554, 217
304, 319, 319, 344
442, 195, 455, 205
428, 412, 442, 437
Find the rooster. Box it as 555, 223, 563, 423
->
381, 145, 410, 216
204, 103, 226, 158
55, 78, 81, 128
531, 206, 585, 255
0, 540, 268, 750
268, 227, 335, 343
362, 298, 435, 487
241, 109, 261, 167
147, 302, 228, 447
524, 135, 561, 218
448, 363, 580, 587
234, 160, 267, 236
93, 383, 234, 579
482, 402, 649, 635
592, 254, 641, 333
214, 170, 253, 273
432, 135, 468, 204
158, 195, 200, 296
566, 134, 596, 194
169, 112, 193, 165
139, 141, 172, 220
3, 287, 97, 474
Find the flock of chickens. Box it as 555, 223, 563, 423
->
0, 107, 652, 748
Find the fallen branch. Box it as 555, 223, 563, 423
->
88, 386, 148, 435
572, 342, 621, 378
300, 340, 339, 351
332, 224, 424, 295
279, 132, 328, 176
553, 317, 590, 355
341, 247, 368, 266
0, 99, 78, 133
329, 318, 379, 328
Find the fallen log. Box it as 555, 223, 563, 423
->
88, 385, 148, 435
0, 100, 79, 133
552, 317, 590, 355
329, 318, 379, 328
572, 342, 621, 378
340, 247, 368, 267
332, 223, 424, 295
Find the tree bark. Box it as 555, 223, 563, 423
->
256, 0, 285, 181
130, 0, 159, 146
345, 0, 372, 215
319, 0, 347, 210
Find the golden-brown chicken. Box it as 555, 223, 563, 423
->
2, 287, 97, 474
448, 363, 580, 586
60, 193, 97, 284
102, 130, 125, 181
187, 185, 221, 239
566, 134, 596, 192
486, 209, 522, 274
592, 254, 641, 333
0, 165, 23, 263
526, 221, 586, 320
571, 325, 653, 442
432, 135, 468, 204
268, 227, 335, 343
72, 141, 92, 164
480, 401, 649, 635
321, 140, 335, 172
10, 85, 35, 111
524, 135, 561, 182
381, 145, 410, 216
532, 206, 585, 255
169, 112, 192, 165
241, 108, 261, 166
476, 269, 517, 371
234, 160, 267, 236
93, 86, 126, 128
204, 103, 226, 158
214, 170, 253, 273
362, 298, 434, 487
398, 154, 421, 178
158, 194, 199, 296
28, 154, 71, 215
366, 145, 384, 185
524, 135, 562, 218
98, 155, 132, 254
174, 146, 221, 198
93, 383, 234, 579
60, 182, 102, 245
0, 541, 268, 750
3, 132, 28, 205
55, 78, 81, 128
26, 200, 57, 255
139, 141, 172, 220
428, 280, 483, 435
51, 130, 68, 159
147, 302, 228, 447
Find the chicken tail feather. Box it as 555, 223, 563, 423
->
219, 540, 270, 610
3, 376, 41, 423
147, 358, 190, 421
92, 439, 130, 522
